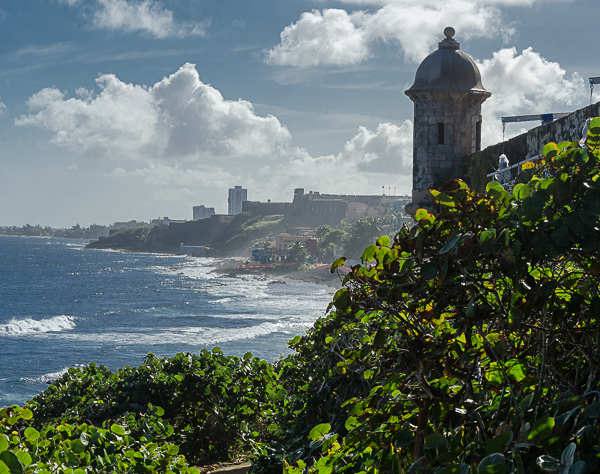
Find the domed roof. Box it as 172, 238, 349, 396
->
405, 27, 490, 96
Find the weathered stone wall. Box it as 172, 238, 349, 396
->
463, 101, 600, 192
409, 91, 487, 192
242, 201, 292, 215
243, 193, 411, 227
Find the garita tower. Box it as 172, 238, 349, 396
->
404, 27, 491, 215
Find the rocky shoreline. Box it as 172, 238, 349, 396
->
211, 257, 343, 288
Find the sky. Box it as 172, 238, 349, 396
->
0, 0, 598, 227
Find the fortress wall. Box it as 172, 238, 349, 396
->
242, 201, 292, 216
307, 200, 348, 226
463, 101, 600, 192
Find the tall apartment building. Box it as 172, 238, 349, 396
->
193, 205, 215, 220
228, 186, 247, 216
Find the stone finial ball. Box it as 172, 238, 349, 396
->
444, 27, 455, 38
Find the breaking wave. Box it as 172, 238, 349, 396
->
0, 316, 77, 335
21, 368, 69, 384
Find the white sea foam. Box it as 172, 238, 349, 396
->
0, 316, 77, 335
208, 298, 233, 304
171, 321, 312, 345
21, 368, 69, 384
51, 320, 311, 346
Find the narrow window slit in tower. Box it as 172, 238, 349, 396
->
476, 121, 482, 152
437, 123, 445, 145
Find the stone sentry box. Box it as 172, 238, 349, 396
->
405, 27, 491, 215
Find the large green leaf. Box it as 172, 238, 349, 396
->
479, 229, 496, 255
23, 428, 39, 443
424, 432, 445, 449
308, 423, 331, 441
560, 443, 576, 472
415, 209, 434, 222
333, 288, 350, 310
71, 439, 86, 455
361, 245, 378, 263
528, 417, 555, 441
377, 235, 391, 247
111, 424, 126, 436
583, 400, 600, 418
14, 453, 29, 469
486, 431, 512, 455
0, 452, 23, 474
421, 262, 438, 280
393, 431, 414, 448
478, 453, 506, 473
543, 142, 559, 160
536, 455, 559, 471
440, 230, 461, 255
330, 257, 346, 273
569, 461, 588, 474
552, 225, 571, 247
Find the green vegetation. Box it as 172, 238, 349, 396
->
4, 127, 600, 473
1, 404, 198, 474
273, 122, 600, 473
315, 225, 348, 259
95, 227, 152, 251
287, 240, 309, 263
219, 214, 285, 252
1, 350, 282, 473
342, 217, 382, 259
0, 223, 110, 239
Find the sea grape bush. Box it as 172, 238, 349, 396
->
0, 404, 199, 473
21, 349, 282, 468
274, 119, 600, 473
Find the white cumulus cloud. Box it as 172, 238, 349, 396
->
478, 47, 587, 146
61, 0, 206, 38
16, 63, 291, 163
270, 121, 413, 196
16, 63, 415, 200
266, 9, 371, 67
266, 0, 576, 67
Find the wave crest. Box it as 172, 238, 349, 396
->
0, 316, 77, 335
21, 368, 69, 384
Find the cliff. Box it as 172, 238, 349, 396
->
86, 213, 286, 256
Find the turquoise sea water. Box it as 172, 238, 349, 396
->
0, 236, 334, 407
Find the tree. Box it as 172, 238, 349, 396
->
343, 217, 381, 259
287, 240, 308, 263
276, 122, 600, 474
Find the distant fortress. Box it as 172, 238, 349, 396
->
242, 188, 410, 228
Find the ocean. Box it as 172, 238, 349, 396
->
0, 236, 334, 407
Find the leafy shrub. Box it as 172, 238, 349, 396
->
288, 241, 309, 263
24, 349, 281, 467
0, 404, 199, 473
298, 263, 316, 271
269, 120, 600, 473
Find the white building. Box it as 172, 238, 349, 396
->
193, 205, 215, 220
228, 186, 247, 215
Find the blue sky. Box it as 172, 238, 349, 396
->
0, 0, 598, 227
